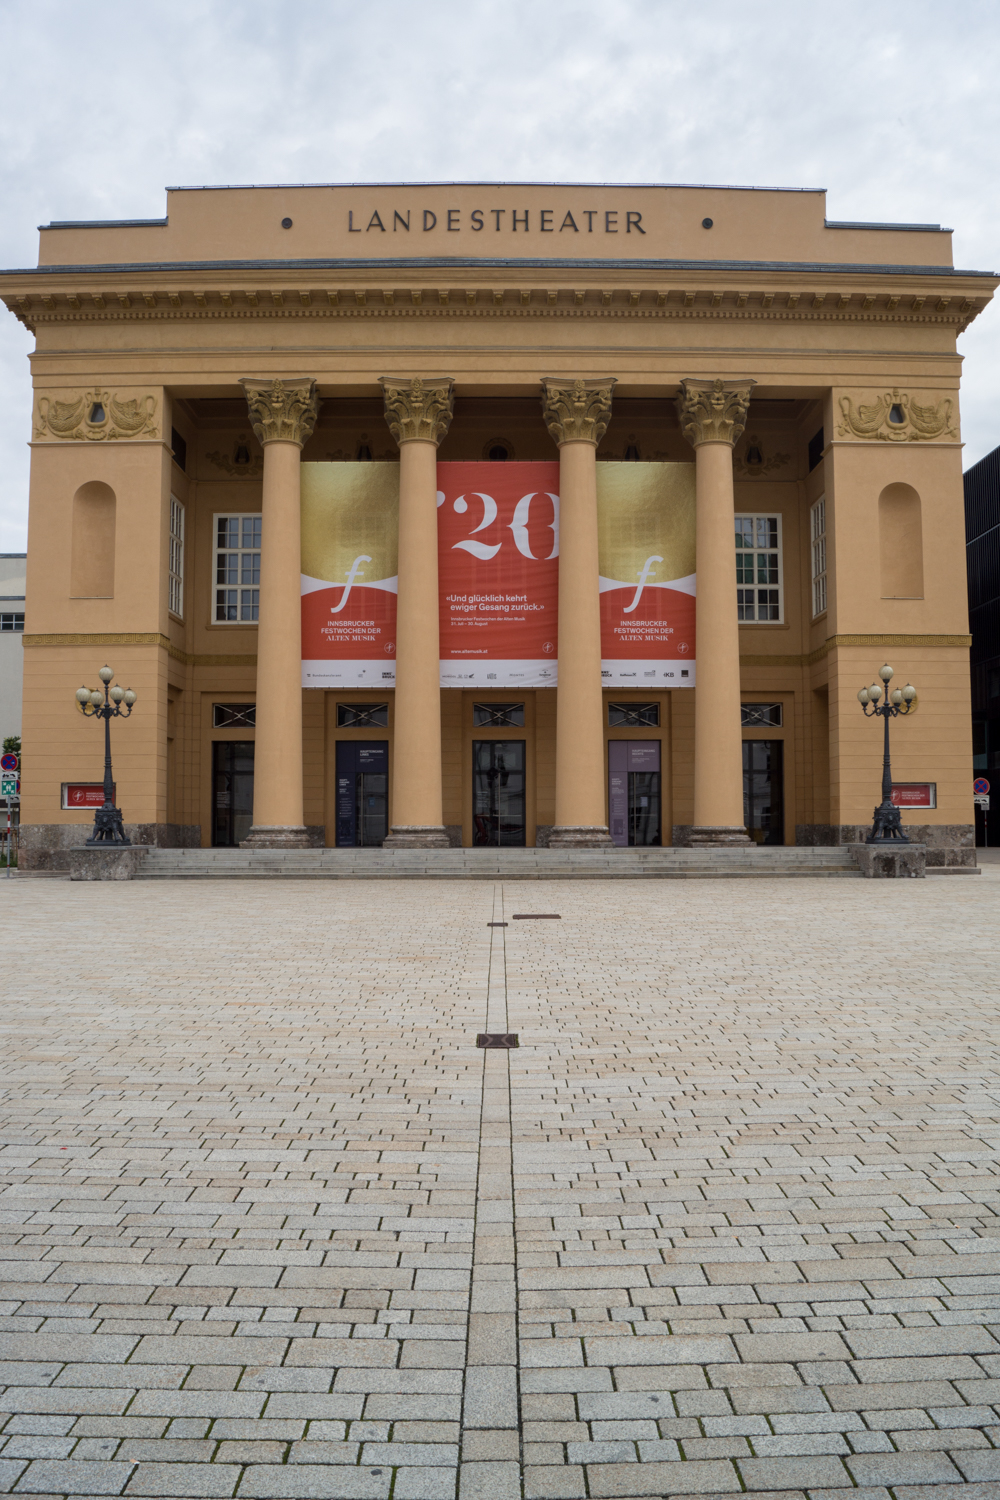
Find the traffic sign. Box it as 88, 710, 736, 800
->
0, 753, 17, 772
0, 775, 18, 798
974, 777, 990, 795
975, 794, 991, 810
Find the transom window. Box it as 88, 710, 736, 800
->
473, 703, 525, 727
811, 498, 827, 617
0, 613, 24, 632
608, 702, 659, 727
213, 703, 256, 728
741, 703, 783, 727
337, 703, 390, 728
736, 514, 782, 622
169, 496, 184, 618
215, 514, 261, 622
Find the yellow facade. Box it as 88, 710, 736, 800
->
1, 182, 992, 865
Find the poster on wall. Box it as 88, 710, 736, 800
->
300, 464, 399, 688
597, 463, 697, 687
437, 462, 560, 688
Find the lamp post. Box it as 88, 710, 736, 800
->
75, 666, 137, 845
857, 663, 917, 844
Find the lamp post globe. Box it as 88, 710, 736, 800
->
73, 666, 137, 845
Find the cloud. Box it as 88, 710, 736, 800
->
1, 0, 998, 547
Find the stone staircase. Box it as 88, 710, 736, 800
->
137, 845, 861, 880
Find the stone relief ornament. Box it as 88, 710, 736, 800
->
206, 435, 264, 477
676, 377, 756, 448
34, 389, 158, 442
379, 377, 455, 446
837, 389, 958, 443
541, 377, 616, 445
240, 376, 320, 447
733, 433, 791, 478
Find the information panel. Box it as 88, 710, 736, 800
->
597, 463, 697, 687
300, 464, 399, 689
437, 462, 560, 688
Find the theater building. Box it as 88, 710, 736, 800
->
0, 182, 992, 865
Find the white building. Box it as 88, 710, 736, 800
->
0, 554, 25, 741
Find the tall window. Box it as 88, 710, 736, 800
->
168, 497, 184, 618
811, 498, 827, 617
735, 514, 782, 622
215, 514, 261, 622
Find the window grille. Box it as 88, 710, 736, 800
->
169, 497, 184, 618
741, 703, 783, 727
337, 703, 390, 728
213, 703, 256, 728
735, 514, 782, 622
473, 703, 525, 727
608, 702, 659, 727
215, 514, 261, 622
811, 498, 827, 617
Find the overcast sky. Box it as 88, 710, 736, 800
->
1, 0, 998, 552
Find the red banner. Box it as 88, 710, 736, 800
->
437, 463, 560, 687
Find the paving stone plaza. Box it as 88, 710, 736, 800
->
3, 872, 1000, 1500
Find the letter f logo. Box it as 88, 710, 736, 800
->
332, 554, 372, 613
624, 555, 663, 613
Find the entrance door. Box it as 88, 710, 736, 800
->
609, 741, 662, 846
472, 740, 526, 846
743, 739, 784, 844
336, 741, 389, 846
212, 741, 254, 847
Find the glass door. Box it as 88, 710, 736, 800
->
472, 740, 526, 846
212, 741, 254, 846
336, 742, 389, 846
743, 739, 784, 844
608, 742, 661, 846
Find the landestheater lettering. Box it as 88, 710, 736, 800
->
0, 180, 992, 863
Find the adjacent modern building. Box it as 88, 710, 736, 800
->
0, 182, 992, 868
966, 442, 1000, 845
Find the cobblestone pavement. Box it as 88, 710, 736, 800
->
2, 874, 1000, 1500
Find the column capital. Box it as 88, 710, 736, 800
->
541, 377, 616, 446
380, 376, 455, 446
677, 377, 756, 448
240, 377, 319, 447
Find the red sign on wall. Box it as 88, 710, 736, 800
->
62, 783, 113, 809
891, 783, 936, 809
437, 462, 560, 688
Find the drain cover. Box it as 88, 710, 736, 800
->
476, 1033, 519, 1048
512, 913, 561, 919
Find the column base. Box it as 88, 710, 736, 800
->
547, 825, 614, 849
241, 825, 312, 849
687, 826, 753, 848
383, 825, 451, 849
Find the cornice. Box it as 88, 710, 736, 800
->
22, 631, 257, 667
3, 285, 988, 336
741, 632, 972, 669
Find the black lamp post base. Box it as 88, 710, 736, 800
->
866, 798, 909, 845
86, 803, 131, 846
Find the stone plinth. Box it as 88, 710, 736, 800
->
687, 826, 753, 848
241, 826, 312, 849
547, 825, 614, 848
852, 842, 926, 878
69, 846, 150, 881
383, 825, 451, 849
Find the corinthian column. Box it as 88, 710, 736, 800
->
677, 377, 756, 846
239, 376, 319, 848
542, 377, 616, 847
380, 376, 455, 848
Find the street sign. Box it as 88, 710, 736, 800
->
975, 794, 991, 810
0, 753, 17, 772
0, 775, 18, 798
974, 777, 990, 796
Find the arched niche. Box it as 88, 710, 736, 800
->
878, 482, 923, 598
71, 480, 116, 597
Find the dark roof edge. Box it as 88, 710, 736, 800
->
41, 218, 168, 231
158, 180, 827, 193
825, 219, 948, 233
4, 256, 995, 278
